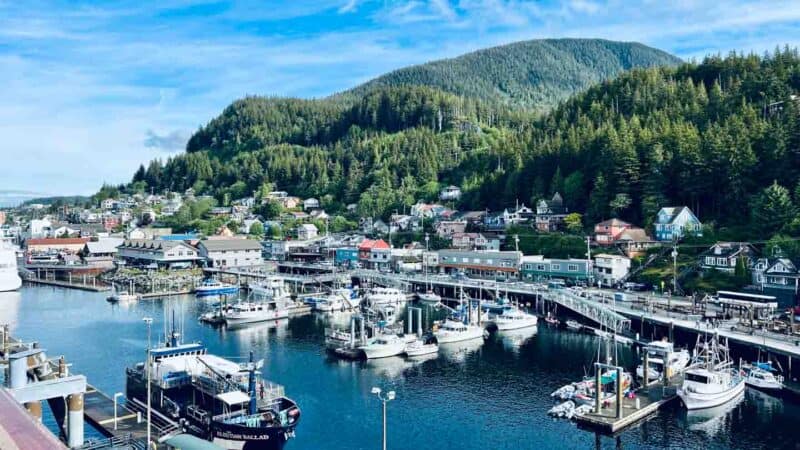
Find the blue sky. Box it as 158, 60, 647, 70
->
2, 0, 800, 197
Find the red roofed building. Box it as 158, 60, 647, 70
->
594, 218, 633, 246
358, 239, 389, 261
26, 238, 90, 254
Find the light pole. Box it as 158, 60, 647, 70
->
371, 387, 395, 450
671, 247, 678, 311
142, 317, 153, 447
113, 392, 123, 430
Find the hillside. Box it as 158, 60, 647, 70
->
125, 45, 800, 246
342, 38, 682, 111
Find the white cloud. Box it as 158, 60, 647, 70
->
339, 0, 358, 13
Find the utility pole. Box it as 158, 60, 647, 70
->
671, 245, 678, 306
514, 234, 520, 253
371, 387, 396, 450
586, 236, 592, 283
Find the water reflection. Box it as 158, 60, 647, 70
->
685, 392, 745, 436
0, 290, 21, 325
497, 326, 538, 352
438, 338, 484, 363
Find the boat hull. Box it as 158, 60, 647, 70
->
360, 342, 406, 359
434, 329, 484, 344
405, 344, 438, 357
494, 317, 538, 331
196, 287, 239, 297
679, 378, 746, 410
225, 311, 288, 325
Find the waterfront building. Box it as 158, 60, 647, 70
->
117, 239, 201, 269
438, 249, 522, 280
520, 255, 593, 283
653, 206, 702, 241
79, 237, 124, 268
197, 239, 264, 268
699, 242, 757, 273
26, 237, 90, 255
334, 247, 359, 267
593, 253, 631, 287
358, 239, 390, 267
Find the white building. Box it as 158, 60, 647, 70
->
28, 219, 52, 238
439, 185, 462, 201
593, 253, 631, 287
117, 239, 201, 269
303, 198, 320, 211
197, 239, 264, 268
296, 224, 318, 240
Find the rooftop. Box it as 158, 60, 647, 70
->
199, 239, 263, 251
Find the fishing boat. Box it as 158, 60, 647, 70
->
195, 278, 239, 298
359, 334, 407, 359
404, 333, 439, 357
490, 307, 538, 331
678, 334, 746, 410
636, 339, 691, 381
125, 317, 300, 449
743, 361, 784, 391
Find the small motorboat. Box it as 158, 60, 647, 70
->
359, 334, 407, 359
107, 289, 138, 303
565, 320, 582, 331
417, 291, 442, 305
405, 333, 439, 357
744, 361, 784, 391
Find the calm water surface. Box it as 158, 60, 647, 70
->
2, 286, 799, 449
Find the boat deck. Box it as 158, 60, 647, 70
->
576, 375, 683, 433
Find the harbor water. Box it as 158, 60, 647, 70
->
2, 286, 800, 449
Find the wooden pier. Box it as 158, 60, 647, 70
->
576, 375, 682, 433
23, 278, 110, 292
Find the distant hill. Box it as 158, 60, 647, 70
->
342, 38, 682, 110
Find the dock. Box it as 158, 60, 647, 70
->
23, 278, 110, 292
83, 385, 178, 442
576, 376, 682, 433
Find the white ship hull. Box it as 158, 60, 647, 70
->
225, 309, 289, 325
494, 316, 538, 331
360, 340, 407, 359
417, 293, 441, 304
679, 378, 745, 410
0, 271, 22, 292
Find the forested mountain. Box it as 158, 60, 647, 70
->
343, 39, 682, 111
127, 45, 800, 242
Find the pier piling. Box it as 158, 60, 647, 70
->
67, 393, 84, 448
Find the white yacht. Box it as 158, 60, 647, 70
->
249, 276, 291, 300
107, 289, 138, 303
363, 287, 407, 307
491, 307, 538, 331
224, 300, 289, 326
433, 319, 485, 344
0, 237, 21, 292
313, 288, 358, 313
744, 362, 784, 391
359, 334, 407, 359
678, 335, 745, 410
636, 340, 691, 381
417, 290, 441, 305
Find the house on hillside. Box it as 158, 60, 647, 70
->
699, 242, 757, 273
535, 193, 568, 232
296, 223, 318, 240
303, 198, 320, 211
752, 256, 800, 296
653, 206, 702, 241
439, 185, 462, 201
594, 218, 633, 245
616, 228, 658, 257
435, 220, 467, 239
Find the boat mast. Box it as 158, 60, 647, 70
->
247, 351, 257, 415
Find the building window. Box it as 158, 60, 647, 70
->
705, 257, 714, 265
717, 257, 726, 266
568, 264, 579, 272
536, 264, 546, 271
552, 264, 561, 271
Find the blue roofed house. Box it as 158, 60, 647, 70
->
653, 206, 702, 242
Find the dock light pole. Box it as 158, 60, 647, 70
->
113, 392, 123, 430
371, 387, 395, 450
671, 247, 678, 310
142, 317, 153, 447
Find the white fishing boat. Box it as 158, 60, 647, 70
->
404, 333, 439, 357
678, 335, 746, 410
565, 320, 582, 331
224, 300, 289, 326
195, 278, 239, 297
744, 361, 784, 391
359, 334, 407, 359
491, 307, 538, 331
636, 339, 691, 381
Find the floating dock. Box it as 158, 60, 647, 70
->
576, 375, 682, 433
83, 384, 178, 442
23, 278, 110, 292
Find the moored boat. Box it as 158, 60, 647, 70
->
404, 333, 439, 357
635, 339, 691, 381
490, 307, 538, 331
195, 278, 239, 298
359, 334, 407, 359
678, 335, 745, 410
743, 361, 784, 391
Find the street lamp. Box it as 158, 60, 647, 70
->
371, 387, 396, 450
113, 392, 123, 430
142, 317, 153, 447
